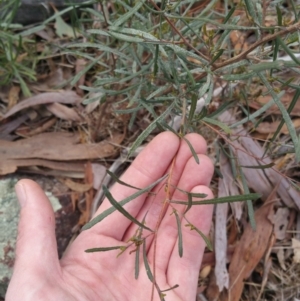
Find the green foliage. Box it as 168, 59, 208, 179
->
2, 1, 300, 298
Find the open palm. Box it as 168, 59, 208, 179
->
6, 132, 213, 301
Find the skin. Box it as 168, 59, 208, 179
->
6, 132, 214, 301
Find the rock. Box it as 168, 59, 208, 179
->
2, 0, 90, 25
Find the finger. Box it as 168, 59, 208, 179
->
8, 180, 61, 291
122, 134, 208, 243
147, 154, 213, 270
87, 132, 180, 240
167, 186, 214, 301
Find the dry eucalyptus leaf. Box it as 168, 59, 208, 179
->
58, 178, 92, 193
273, 208, 290, 240
219, 110, 300, 210
4, 91, 81, 119
46, 103, 81, 121
214, 151, 230, 292
8, 86, 20, 110
91, 163, 107, 190
276, 248, 287, 271
220, 185, 278, 301
0, 132, 123, 175
255, 119, 300, 135
292, 238, 300, 263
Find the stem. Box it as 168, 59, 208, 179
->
151, 155, 177, 301
147, 0, 211, 65
195, 21, 300, 81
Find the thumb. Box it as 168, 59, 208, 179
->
13, 179, 60, 274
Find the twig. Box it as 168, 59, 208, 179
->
194, 21, 300, 81
151, 156, 177, 301
147, 0, 211, 65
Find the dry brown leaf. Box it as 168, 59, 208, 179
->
292, 238, 300, 263
91, 163, 107, 190
220, 201, 275, 301
46, 103, 81, 121
215, 151, 230, 292
0, 114, 29, 140
255, 119, 300, 135
251, 92, 300, 116
7, 86, 20, 110
75, 59, 87, 96
230, 30, 248, 54
273, 208, 290, 240
276, 248, 287, 270
16, 118, 57, 137
0, 158, 85, 175
30, 69, 64, 92
3, 91, 81, 119
0, 132, 123, 175
58, 178, 92, 193
219, 110, 300, 210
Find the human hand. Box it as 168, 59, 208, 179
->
6, 132, 214, 301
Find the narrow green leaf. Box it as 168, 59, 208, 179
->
87, 29, 110, 36
82, 174, 168, 230
249, 60, 285, 72
210, 49, 224, 65
228, 146, 238, 179
128, 102, 175, 157
171, 193, 261, 205
240, 162, 275, 169
276, 5, 282, 26
202, 117, 231, 134
266, 89, 300, 155
146, 85, 171, 100
110, 27, 159, 42
178, 57, 195, 87
173, 210, 183, 257
258, 72, 300, 162
106, 170, 141, 190
172, 185, 207, 198
185, 223, 213, 251
135, 245, 140, 279
223, 5, 236, 24
20, 25, 46, 36
184, 194, 193, 214
239, 168, 256, 230
153, 45, 159, 76
113, 0, 145, 27
277, 37, 300, 65
182, 137, 199, 164
216, 59, 249, 73
222, 72, 254, 81
230, 90, 284, 128
85, 246, 125, 253
198, 74, 211, 100
143, 240, 153, 282
244, 0, 258, 23
70, 59, 98, 87
161, 284, 179, 293
103, 185, 154, 232
67, 42, 129, 59
188, 94, 197, 121
280, 77, 295, 89
134, 213, 148, 279
109, 31, 144, 42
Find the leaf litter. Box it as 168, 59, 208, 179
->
1, 2, 300, 301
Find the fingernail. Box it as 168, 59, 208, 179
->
15, 182, 27, 208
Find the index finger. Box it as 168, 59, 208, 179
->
88, 132, 180, 240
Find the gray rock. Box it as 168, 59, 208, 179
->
2, 0, 90, 25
